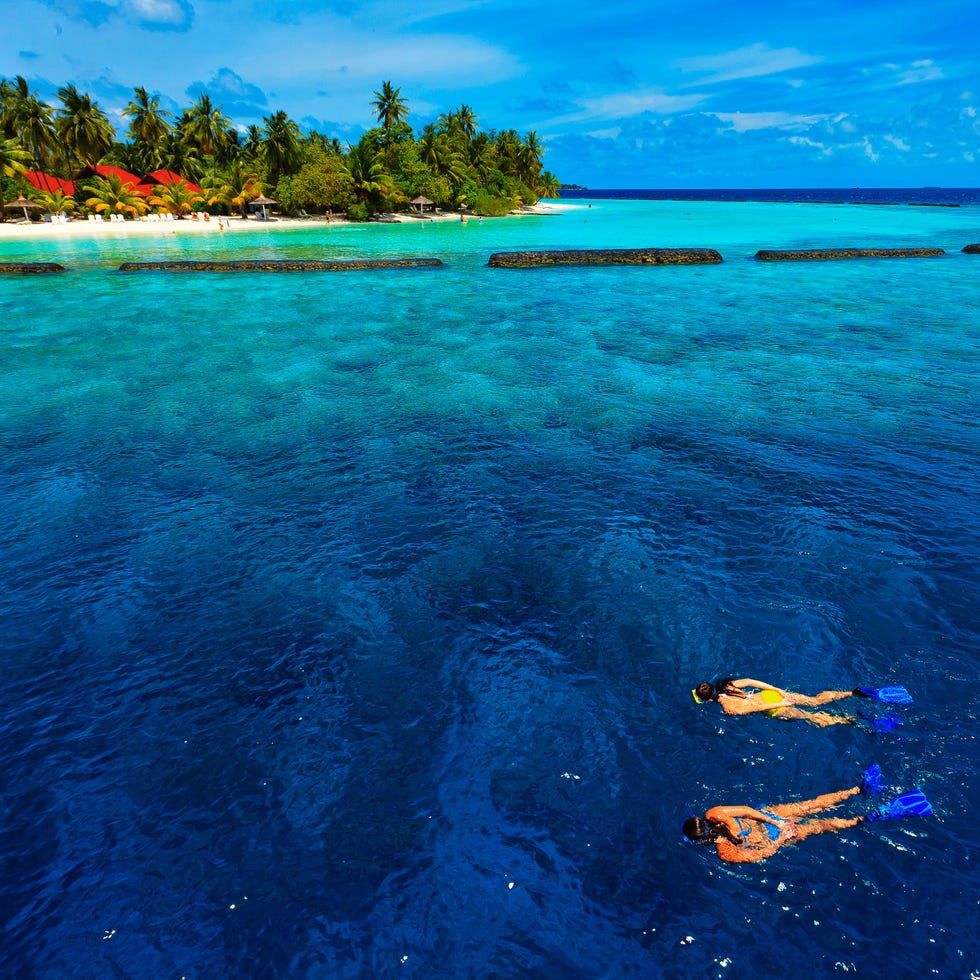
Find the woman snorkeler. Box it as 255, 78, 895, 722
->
683, 766, 932, 863
691, 677, 911, 728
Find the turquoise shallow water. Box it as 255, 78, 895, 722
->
1, 200, 979, 977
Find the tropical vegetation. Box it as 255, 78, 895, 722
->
0, 75, 558, 221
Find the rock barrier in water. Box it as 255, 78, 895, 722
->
963, 244, 980, 254
118, 258, 444, 272
755, 247, 945, 261
0, 262, 66, 273
488, 248, 723, 268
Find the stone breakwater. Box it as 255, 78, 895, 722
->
117, 258, 444, 272
0, 262, 66, 273
963, 244, 980, 254
487, 248, 723, 268
755, 247, 946, 261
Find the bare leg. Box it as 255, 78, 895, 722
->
790, 690, 854, 707
768, 786, 862, 819
790, 815, 865, 843
776, 706, 853, 727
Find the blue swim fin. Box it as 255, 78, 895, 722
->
856, 685, 913, 705
861, 763, 886, 795
868, 788, 933, 821
857, 710, 902, 733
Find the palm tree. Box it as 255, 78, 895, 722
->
0, 136, 32, 221
8, 77, 56, 171
456, 104, 479, 139
0, 77, 19, 139
56, 84, 115, 170
218, 164, 260, 218
182, 94, 231, 158
241, 124, 263, 161
344, 141, 389, 209
537, 170, 561, 199
158, 131, 203, 183
306, 131, 342, 156
437, 109, 457, 134
260, 110, 302, 184
370, 81, 409, 146
148, 180, 204, 217
197, 167, 228, 211
123, 86, 171, 166
103, 138, 153, 176
419, 124, 440, 169
35, 187, 77, 215
468, 132, 493, 181
494, 128, 522, 177
519, 130, 544, 185
84, 173, 149, 218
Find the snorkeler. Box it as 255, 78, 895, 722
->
683, 765, 932, 864
692, 677, 912, 728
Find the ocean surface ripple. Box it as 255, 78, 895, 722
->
1, 198, 979, 977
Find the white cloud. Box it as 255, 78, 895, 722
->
245, 29, 521, 89
787, 135, 831, 155
674, 43, 822, 86
867, 59, 944, 87
709, 110, 829, 133
897, 59, 942, 85
548, 89, 707, 125
128, 0, 187, 23
585, 126, 622, 140
884, 134, 911, 151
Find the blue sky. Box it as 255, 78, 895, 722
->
3, 0, 979, 186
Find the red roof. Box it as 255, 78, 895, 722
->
141, 169, 203, 193
75, 165, 148, 195
24, 171, 75, 196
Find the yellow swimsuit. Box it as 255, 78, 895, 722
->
760, 689, 785, 716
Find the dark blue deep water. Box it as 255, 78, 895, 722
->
1, 199, 979, 977
560, 186, 980, 206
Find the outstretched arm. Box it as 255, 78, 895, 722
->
731, 678, 790, 695
707, 805, 781, 828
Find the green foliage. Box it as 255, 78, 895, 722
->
35, 188, 77, 214
148, 180, 204, 216
468, 189, 518, 216
0, 76, 557, 220
274, 146, 354, 213
346, 201, 369, 221
261, 110, 303, 185
56, 83, 114, 169
84, 173, 148, 217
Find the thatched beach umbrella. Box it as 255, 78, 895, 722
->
250, 194, 277, 219
411, 195, 434, 213
4, 194, 43, 221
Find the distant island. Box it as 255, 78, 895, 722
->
0, 78, 559, 221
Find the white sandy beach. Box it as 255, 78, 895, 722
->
0, 201, 572, 242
